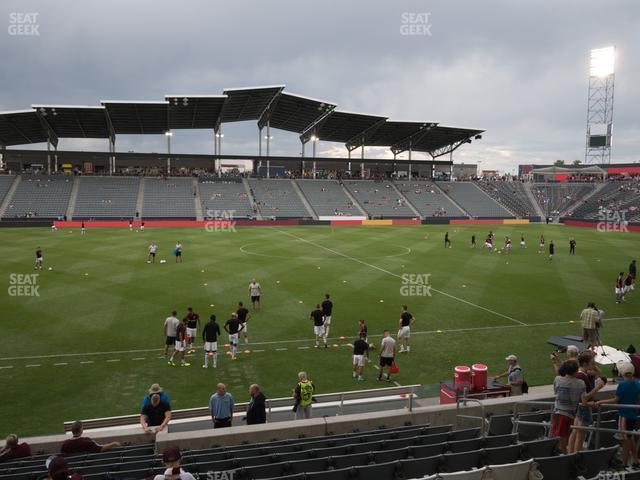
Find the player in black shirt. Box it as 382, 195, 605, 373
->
398, 305, 415, 353
358, 319, 370, 361
34, 247, 43, 270
321, 294, 333, 339
471, 234, 476, 248
224, 313, 244, 360
444, 232, 451, 248
310, 304, 327, 348
352, 333, 370, 381
236, 301, 251, 344
548, 240, 555, 260
185, 307, 200, 353
569, 238, 576, 255
202, 314, 221, 368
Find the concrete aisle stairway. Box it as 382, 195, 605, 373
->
65, 176, 80, 220
290, 179, 317, 219
340, 182, 367, 216
135, 177, 145, 218
0, 175, 21, 218
523, 182, 546, 220
242, 178, 263, 220
193, 178, 204, 221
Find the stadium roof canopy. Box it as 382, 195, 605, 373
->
0, 109, 56, 146
101, 100, 169, 135
0, 86, 483, 158
166, 95, 227, 130
219, 85, 284, 125
32, 105, 111, 138
260, 92, 336, 133
301, 110, 387, 144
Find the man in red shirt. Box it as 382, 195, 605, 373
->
0, 434, 31, 462
61, 421, 120, 455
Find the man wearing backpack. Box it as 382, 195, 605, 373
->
494, 354, 526, 395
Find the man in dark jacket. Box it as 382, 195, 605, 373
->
246, 384, 266, 425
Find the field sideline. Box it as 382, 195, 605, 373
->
1, 224, 639, 436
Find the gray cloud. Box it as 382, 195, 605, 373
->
1, 0, 638, 173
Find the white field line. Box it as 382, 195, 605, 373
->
274, 228, 527, 326
0, 316, 638, 363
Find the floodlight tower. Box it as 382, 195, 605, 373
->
585, 46, 615, 164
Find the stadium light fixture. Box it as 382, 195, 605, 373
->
165, 131, 173, 137
310, 135, 319, 142
590, 46, 615, 77
216, 133, 224, 138
264, 135, 273, 140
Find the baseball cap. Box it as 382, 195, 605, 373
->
162, 446, 182, 463
618, 361, 635, 377
505, 354, 518, 362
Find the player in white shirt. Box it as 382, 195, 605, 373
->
248, 278, 261, 310
148, 243, 158, 263
163, 310, 180, 358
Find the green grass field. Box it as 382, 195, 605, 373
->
1, 224, 639, 437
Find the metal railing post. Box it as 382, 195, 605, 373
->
594, 407, 602, 449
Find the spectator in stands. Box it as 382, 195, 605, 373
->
153, 446, 195, 480
246, 384, 267, 425
494, 354, 524, 395
550, 360, 586, 453
0, 434, 31, 462
209, 383, 234, 428
293, 371, 315, 420
550, 345, 579, 375
60, 420, 120, 454
579, 302, 601, 346
140, 393, 172, 434
597, 362, 640, 469
568, 351, 606, 453
45, 455, 83, 480
142, 383, 170, 409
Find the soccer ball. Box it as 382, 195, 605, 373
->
160, 259, 167, 264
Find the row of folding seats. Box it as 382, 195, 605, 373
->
534, 445, 620, 480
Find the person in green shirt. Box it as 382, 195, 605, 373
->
293, 371, 315, 420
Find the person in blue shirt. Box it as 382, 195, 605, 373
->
141, 384, 170, 410
597, 362, 640, 469
209, 383, 234, 428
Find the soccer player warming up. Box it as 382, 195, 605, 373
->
397, 305, 415, 353
202, 314, 221, 368
310, 304, 327, 348
321, 294, 333, 340
352, 333, 370, 381
224, 313, 243, 360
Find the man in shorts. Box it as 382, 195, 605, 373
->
568, 351, 605, 453
352, 333, 370, 381
397, 305, 415, 353
224, 313, 243, 360
597, 362, 640, 468
321, 294, 333, 339
236, 302, 250, 344
202, 314, 221, 369
168, 318, 190, 367
248, 278, 261, 310
550, 360, 586, 453
378, 330, 396, 382
34, 247, 43, 270
310, 304, 327, 348
185, 307, 200, 353
163, 310, 180, 358
148, 243, 158, 263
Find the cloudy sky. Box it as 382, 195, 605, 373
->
1, 0, 638, 173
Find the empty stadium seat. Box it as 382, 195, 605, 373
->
296, 179, 361, 216
486, 415, 514, 436
343, 180, 415, 217
483, 444, 522, 466
575, 446, 619, 478
520, 438, 559, 459
249, 179, 309, 218
438, 182, 511, 217
533, 453, 577, 480
73, 176, 139, 219
142, 177, 196, 218
3, 175, 73, 219
199, 179, 253, 218
485, 458, 536, 480
394, 181, 465, 217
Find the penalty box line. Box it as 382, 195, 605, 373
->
274, 228, 527, 326
1, 316, 638, 363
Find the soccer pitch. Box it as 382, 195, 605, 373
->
2, 224, 639, 436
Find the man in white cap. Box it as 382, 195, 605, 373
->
597, 362, 640, 469
494, 354, 524, 395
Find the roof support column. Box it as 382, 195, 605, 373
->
108, 137, 116, 176
0, 143, 5, 171
166, 131, 172, 175
258, 127, 262, 157
360, 139, 365, 179
54, 144, 58, 173
215, 127, 223, 177
46, 139, 51, 174
266, 121, 270, 179
347, 148, 351, 176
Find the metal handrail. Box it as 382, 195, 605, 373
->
456, 394, 486, 436
66, 384, 421, 431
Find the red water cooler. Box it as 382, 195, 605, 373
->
454, 365, 471, 391
472, 363, 488, 391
